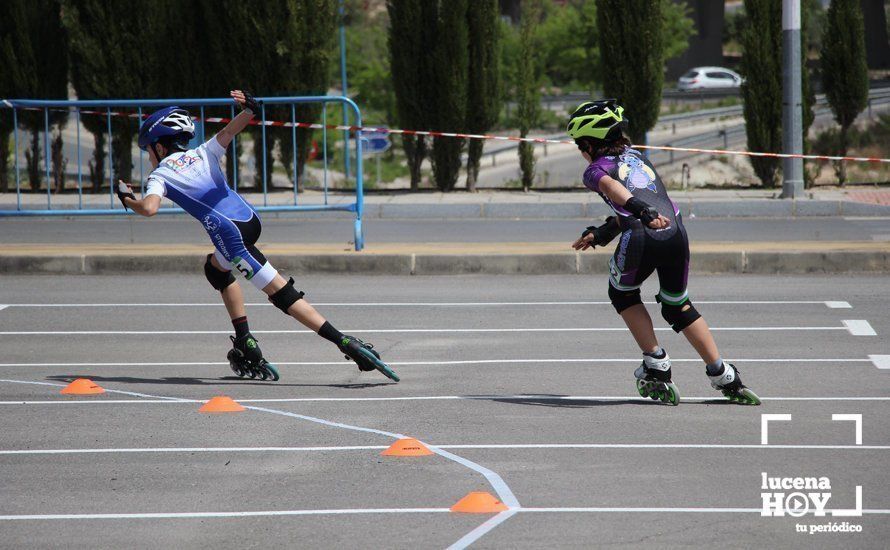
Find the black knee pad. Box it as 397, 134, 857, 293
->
658, 297, 701, 332
268, 277, 305, 313
204, 254, 235, 291
608, 284, 643, 314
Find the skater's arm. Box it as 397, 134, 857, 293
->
598, 175, 670, 229
215, 90, 259, 149
116, 181, 161, 217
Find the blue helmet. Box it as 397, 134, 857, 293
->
138, 106, 195, 151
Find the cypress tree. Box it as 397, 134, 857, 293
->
277, 0, 336, 191
388, 0, 434, 190
596, 0, 665, 145
516, 0, 543, 191
62, 0, 152, 191
465, 0, 501, 192
821, 0, 869, 185
11, 0, 68, 192
0, 1, 37, 192
429, 0, 468, 191
740, 0, 782, 187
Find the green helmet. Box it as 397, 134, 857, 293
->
566, 99, 626, 141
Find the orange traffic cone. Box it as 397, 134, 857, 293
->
199, 395, 245, 413
381, 438, 434, 457
60, 378, 105, 395
450, 492, 509, 513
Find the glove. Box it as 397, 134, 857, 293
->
623, 197, 659, 225
241, 91, 261, 114
115, 181, 135, 211
581, 216, 622, 247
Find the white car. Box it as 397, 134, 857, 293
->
677, 67, 743, 90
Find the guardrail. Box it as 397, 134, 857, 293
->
0, 96, 367, 250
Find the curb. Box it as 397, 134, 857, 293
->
268, 200, 890, 220
3, 250, 888, 276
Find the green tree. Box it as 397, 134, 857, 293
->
821, 0, 869, 185
596, 0, 665, 144
388, 0, 436, 190
801, 0, 820, 187
63, 0, 152, 192
276, 0, 337, 191
739, 0, 782, 187
516, 0, 543, 191
428, 0, 468, 192
465, 0, 500, 192
0, 1, 37, 192
10, 0, 69, 193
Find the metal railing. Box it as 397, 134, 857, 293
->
0, 96, 367, 250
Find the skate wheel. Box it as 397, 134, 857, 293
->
662, 384, 680, 406
264, 363, 280, 382
738, 388, 761, 406
258, 368, 268, 381
247, 368, 258, 379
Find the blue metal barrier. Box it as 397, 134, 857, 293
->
0, 96, 366, 250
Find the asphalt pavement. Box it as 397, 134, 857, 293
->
1, 274, 887, 548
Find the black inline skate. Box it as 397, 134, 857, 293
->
634, 351, 680, 406
338, 335, 400, 382
708, 362, 760, 405
227, 333, 280, 381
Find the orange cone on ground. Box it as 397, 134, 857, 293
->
450, 492, 509, 513
199, 395, 245, 413
381, 438, 434, 457
60, 378, 105, 395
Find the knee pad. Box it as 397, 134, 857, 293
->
608, 284, 642, 314
204, 254, 235, 291
268, 277, 305, 313
658, 297, 701, 332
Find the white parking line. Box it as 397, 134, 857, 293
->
3, 443, 887, 456
869, 355, 890, 369
0, 305, 7, 312
0, 508, 451, 521
0, 357, 874, 368
0, 326, 855, 336
2, 506, 888, 521
843, 320, 877, 336
1, 395, 888, 406
0, 300, 853, 308
825, 301, 852, 308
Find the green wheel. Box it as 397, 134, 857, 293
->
264, 362, 280, 382
358, 347, 400, 382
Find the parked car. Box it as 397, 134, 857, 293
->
677, 67, 743, 90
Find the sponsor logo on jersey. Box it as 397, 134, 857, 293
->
164, 153, 200, 172
202, 214, 221, 233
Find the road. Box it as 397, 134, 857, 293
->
2, 215, 889, 246
0, 273, 888, 548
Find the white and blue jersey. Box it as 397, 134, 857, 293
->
144, 136, 278, 289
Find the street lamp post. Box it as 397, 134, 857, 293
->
781, 0, 804, 198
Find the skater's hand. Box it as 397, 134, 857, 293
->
572, 234, 596, 251
230, 90, 260, 113
646, 214, 671, 230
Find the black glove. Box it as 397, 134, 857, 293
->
623, 197, 659, 225
241, 91, 261, 114
581, 216, 622, 247
115, 181, 135, 211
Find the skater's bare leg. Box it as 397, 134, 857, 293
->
263, 274, 326, 331
219, 281, 246, 320
209, 254, 247, 320
619, 304, 660, 353
680, 317, 720, 365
